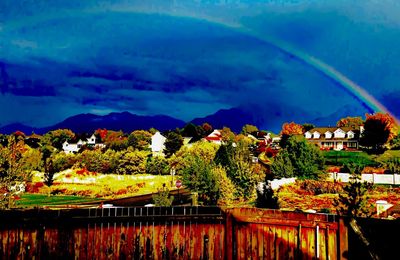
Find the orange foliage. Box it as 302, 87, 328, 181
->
281, 122, 304, 135
95, 128, 108, 140
365, 112, 398, 141
336, 116, 363, 128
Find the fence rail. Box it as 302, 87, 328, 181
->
328, 172, 400, 185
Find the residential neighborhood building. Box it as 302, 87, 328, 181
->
62, 134, 104, 153
204, 129, 222, 145
151, 131, 166, 156
304, 126, 363, 150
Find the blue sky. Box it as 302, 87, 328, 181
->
0, 0, 399, 130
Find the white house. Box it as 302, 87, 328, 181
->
304, 126, 361, 150
62, 133, 104, 153
62, 141, 81, 154
151, 132, 166, 156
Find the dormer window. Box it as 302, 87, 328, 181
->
313, 132, 320, 139
305, 132, 312, 139
325, 131, 332, 139
347, 131, 354, 139
334, 129, 346, 138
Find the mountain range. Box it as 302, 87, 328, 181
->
0, 106, 362, 135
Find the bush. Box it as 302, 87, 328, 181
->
300, 180, 343, 195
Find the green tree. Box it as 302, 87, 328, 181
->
41, 129, 75, 150
128, 130, 152, 150
44, 158, 56, 187
116, 149, 150, 175
336, 163, 373, 217
284, 135, 325, 179
146, 156, 169, 175
271, 150, 294, 178
52, 152, 77, 172
164, 132, 183, 158
241, 124, 259, 135
153, 184, 174, 206
215, 139, 258, 199
211, 165, 236, 205
302, 123, 315, 132
181, 156, 219, 205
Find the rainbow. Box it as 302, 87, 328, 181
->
230, 25, 399, 122
3, 7, 398, 122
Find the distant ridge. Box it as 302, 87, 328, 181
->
0, 112, 186, 134
191, 107, 261, 133
0, 106, 363, 135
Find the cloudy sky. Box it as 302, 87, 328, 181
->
0, 0, 399, 129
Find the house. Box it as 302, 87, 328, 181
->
204, 129, 222, 145
304, 126, 363, 150
62, 133, 105, 153
151, 132, 166, 156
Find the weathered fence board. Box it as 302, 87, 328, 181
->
0, 207, 355, 259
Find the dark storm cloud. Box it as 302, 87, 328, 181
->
0, 0, 397, 127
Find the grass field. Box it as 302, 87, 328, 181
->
323, 150, 378, 166
16, 194, 102, 208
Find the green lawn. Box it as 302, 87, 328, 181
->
16, 194, 102, 208
323, 150, 377, 166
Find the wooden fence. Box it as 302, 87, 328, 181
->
0, 207, 348, 259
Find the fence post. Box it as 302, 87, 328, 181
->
225, 209, 234, 260
338, 218, 349, 259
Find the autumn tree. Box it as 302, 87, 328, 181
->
103, 130, 128, 151
337, 116, 364, 128
128, 130, 152, 151
201, 123, 213, 135
360, 112, 398, 152
281, 122, 304, 136
241, 124, 259, 135
220, 127, 235, 143
0, 136, 28, 208
280, 122, 304, 148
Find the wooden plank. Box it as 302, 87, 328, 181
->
300, 226, 309, 260
318, 226, 327, 260
327, 226, 337, 260
257, 223, 264, 259
287, 226, 296, 260
251, 223, 258, 259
